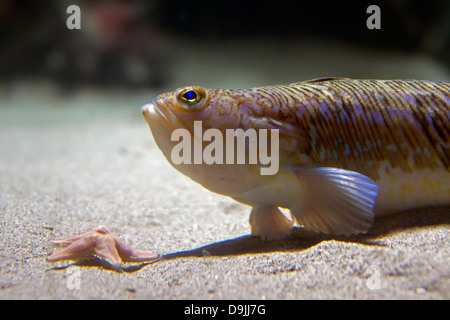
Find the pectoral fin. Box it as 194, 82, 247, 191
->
291, 167, 379, 235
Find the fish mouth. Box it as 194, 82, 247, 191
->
141, 100, 180, 131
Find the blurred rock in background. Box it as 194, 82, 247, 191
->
0, 0, 171, 90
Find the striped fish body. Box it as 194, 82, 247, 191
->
142, 78, 449, 239
247, 79, 450, 216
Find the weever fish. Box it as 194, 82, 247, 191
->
141, 78, 450, 240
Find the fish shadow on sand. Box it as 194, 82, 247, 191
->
162, 206, 449, 261
50, 206, 448, 273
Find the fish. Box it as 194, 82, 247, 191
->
141, 78, 450, 240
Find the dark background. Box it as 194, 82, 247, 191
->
0, 0, 449, 91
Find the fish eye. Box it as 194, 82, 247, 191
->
176, 87, 207, 110
182, 90, 197, 101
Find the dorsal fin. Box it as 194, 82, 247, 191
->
294, 77, 350, 85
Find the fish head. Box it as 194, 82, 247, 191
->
142, 85, 242, 132
141, 86, 264, 195
141, 86, 243, 162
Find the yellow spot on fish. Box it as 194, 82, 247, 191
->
389, 175, 397, 184
423, 178, 442, 196
400, 183, 414, 202
400, 183, 414, 194
386, 186, 395, 200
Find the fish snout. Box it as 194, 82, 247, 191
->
141, 103, 156, 115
